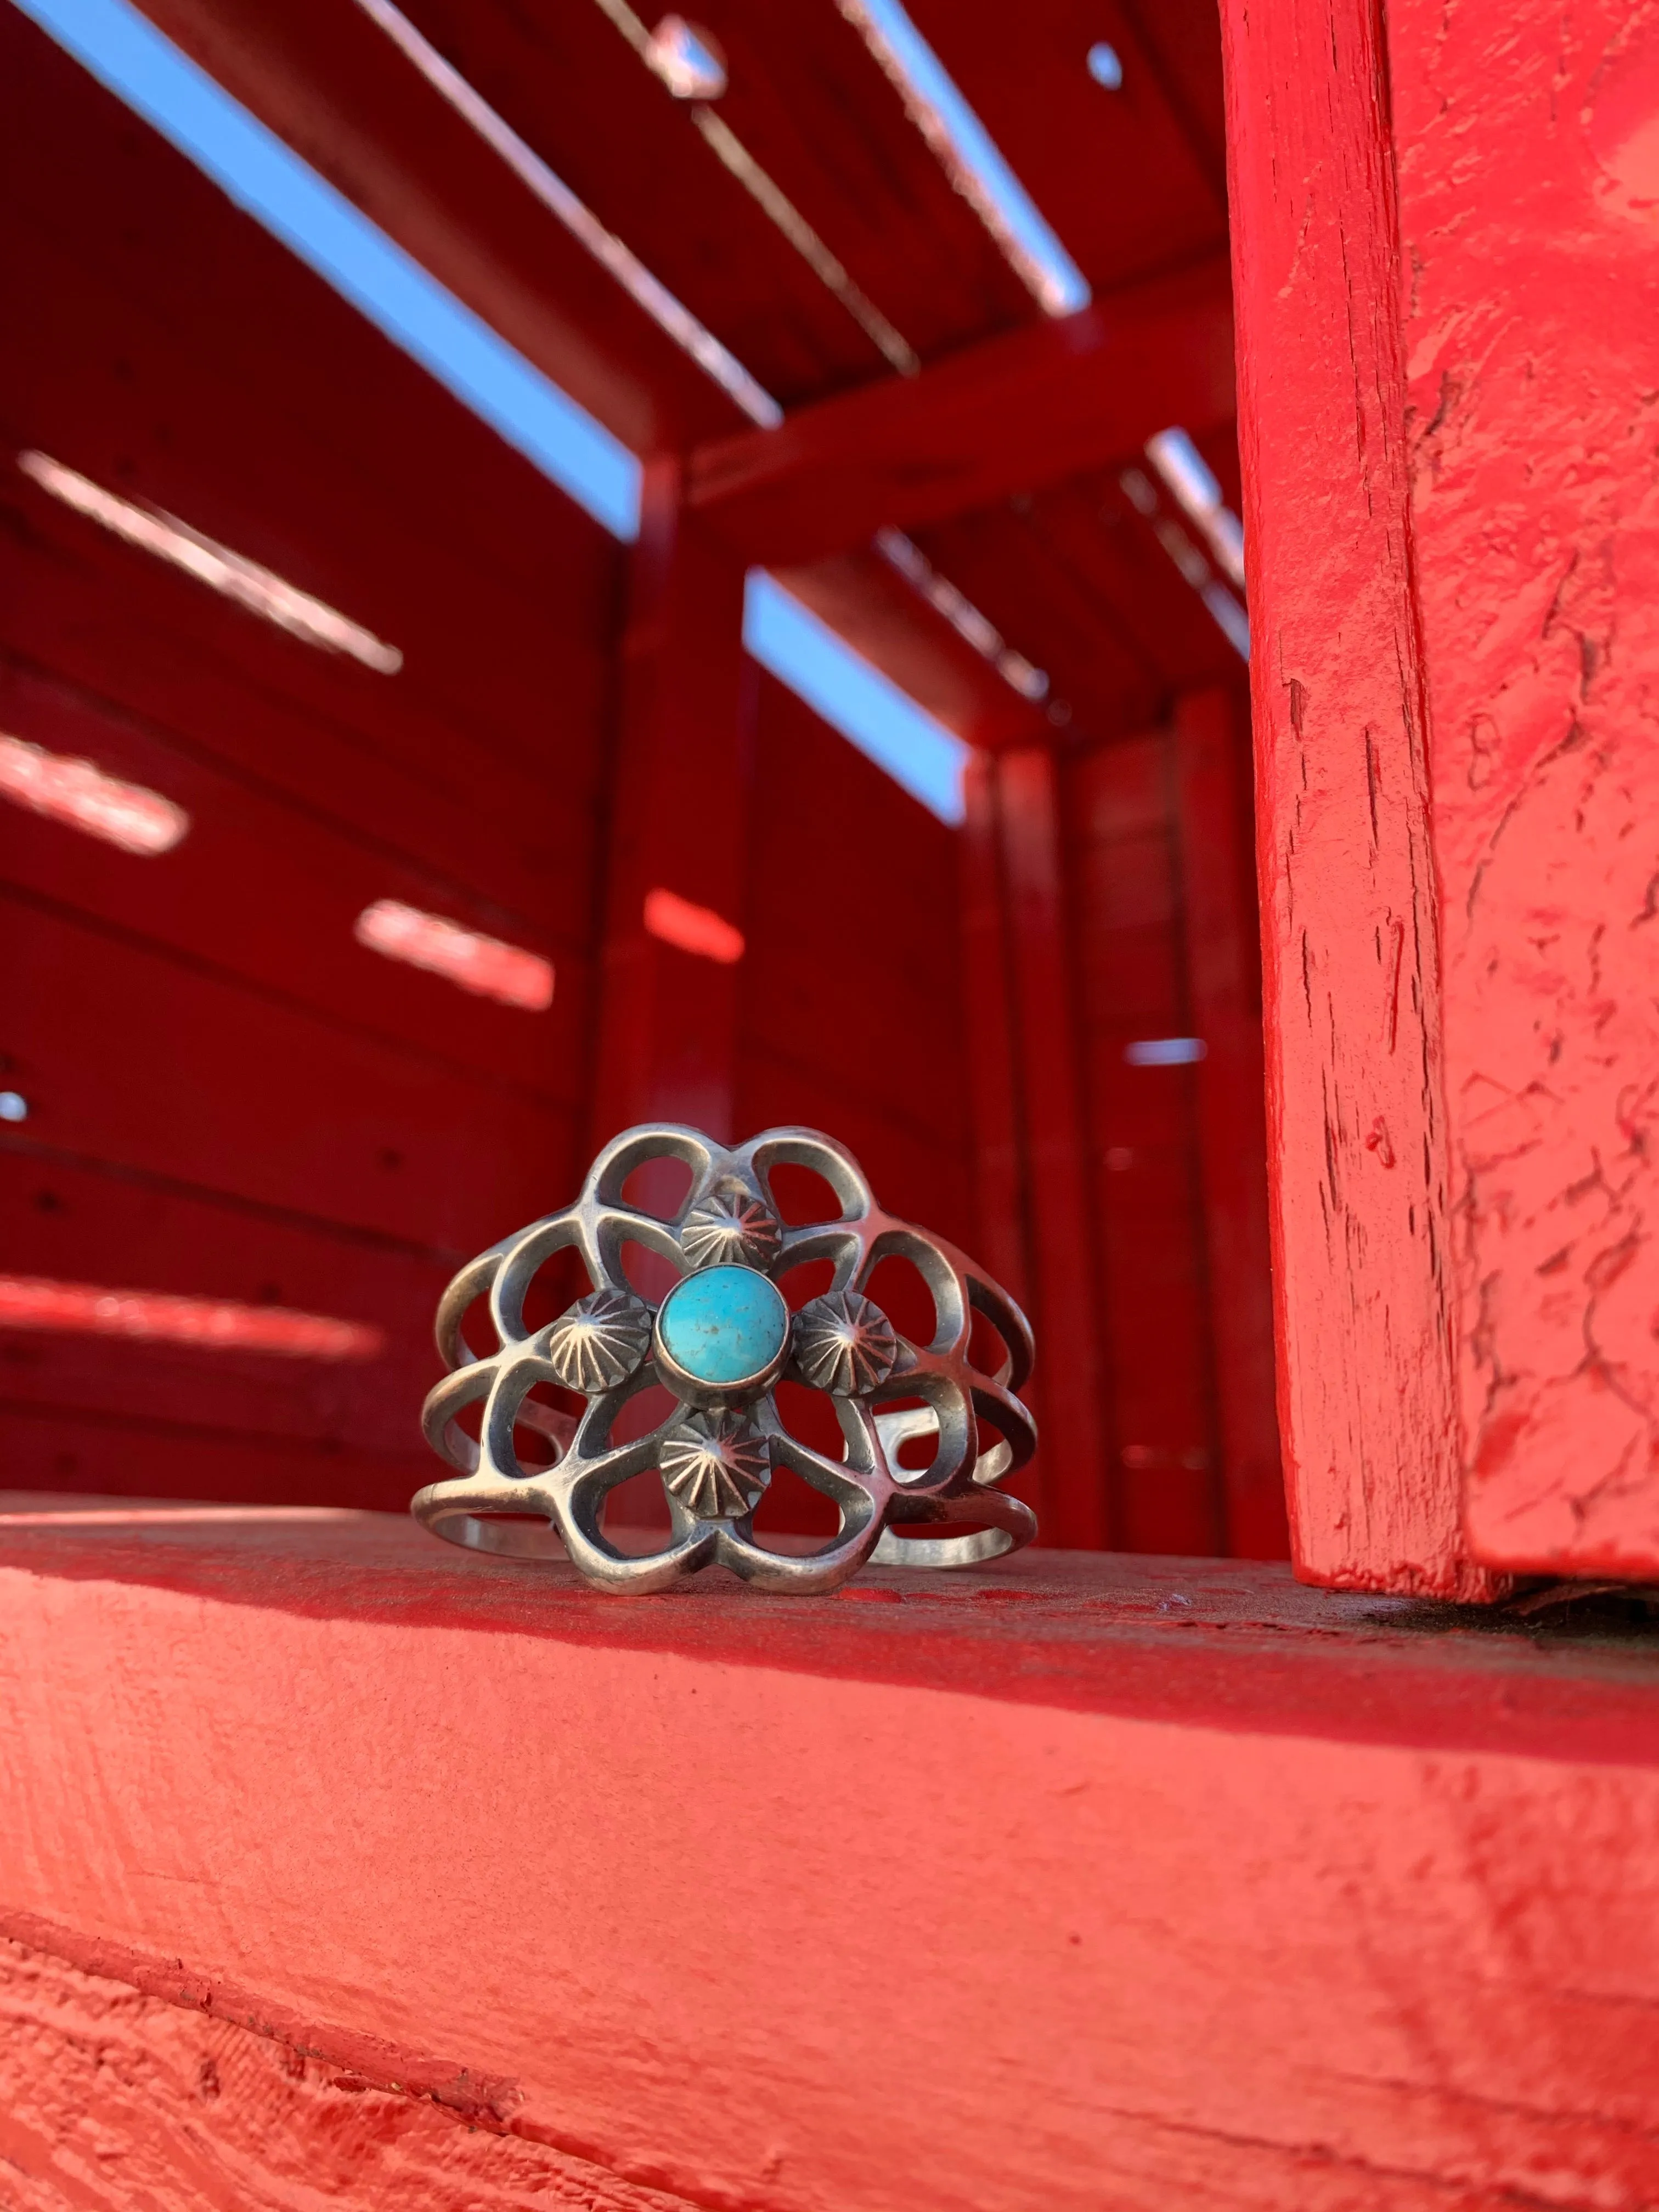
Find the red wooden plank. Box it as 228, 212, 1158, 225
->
0, 1414, 425, 1513
0, 41, 624, 870
690, 259, 1235, 566
0, 486, 606, 879
994, 747, 1113, 1547
1, 1938, 705, 2212
956, 753, 1041, 1531
1, 38, 626, 664
1065, 733, 1222, 1553
1172, 688, 1287, 1558
590, 464, 751, 1145
0, 662, 590, 1101
0, 1152, 444, 1465
1380, 0, 1659, 1578
120, 0, 746, 448
1118, 0, 1232, 202
899, 0, 1229, 292
1219, 0, 1496, 1596
732, 1063, 968, 1288
0, 551, 590, 945
3, 890, 578, 1254
0, 222, 618, 787
385, 0, 1000, 407
363, 0, 896, 407
10, 1508, 1659, 2209
675, 0, 1039, 359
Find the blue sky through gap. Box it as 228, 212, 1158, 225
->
14, 0, 971, 822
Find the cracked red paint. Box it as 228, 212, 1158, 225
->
1221, 0, 1485, 1596
1391, 0, 1659, 1573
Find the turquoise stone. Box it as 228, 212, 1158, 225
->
658, 1264, 787, 1385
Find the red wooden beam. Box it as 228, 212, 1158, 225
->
689, 257, 1236, 567
590, 461, 751, 1144
8, 1501, 1659, 2209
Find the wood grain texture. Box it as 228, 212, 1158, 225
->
1219, 0, 1493, 1595
0, 1936, 702, 2212
9, 1501, 1659, 2210
1384, 0, 1659, 1573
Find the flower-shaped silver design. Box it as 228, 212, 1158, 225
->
543, 1288, 653, 1392
680, 1179, 782, 1271
413, 1123, 1038, 1595
792, 1290, 899, 1396
660, 1410, 770, 1519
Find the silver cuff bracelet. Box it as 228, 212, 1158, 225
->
413, 1122, 1037, 1594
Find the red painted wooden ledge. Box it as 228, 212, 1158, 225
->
4, 1493, 1659, 2210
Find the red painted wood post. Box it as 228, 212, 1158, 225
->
1222, 0, 1659, 1590
1219, 0, 1498, 1597
993, 746, 1113, 1549
959, 751, 1029, 1306
590, 457, 752, 1147
1172, 687, 1288, 1559
958, 750, 1043, 1525
1064, 734, 1223, 1555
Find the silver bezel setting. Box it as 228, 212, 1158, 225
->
651, 1265, 791, 1413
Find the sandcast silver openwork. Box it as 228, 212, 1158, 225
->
413, 1124, 1038, 1594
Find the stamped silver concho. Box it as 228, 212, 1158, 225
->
413, 1123, 1037, 1594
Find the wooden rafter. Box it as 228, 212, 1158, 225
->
690, 257, 1235, 567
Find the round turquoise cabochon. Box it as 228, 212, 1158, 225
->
658, 1265, 788, 1385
